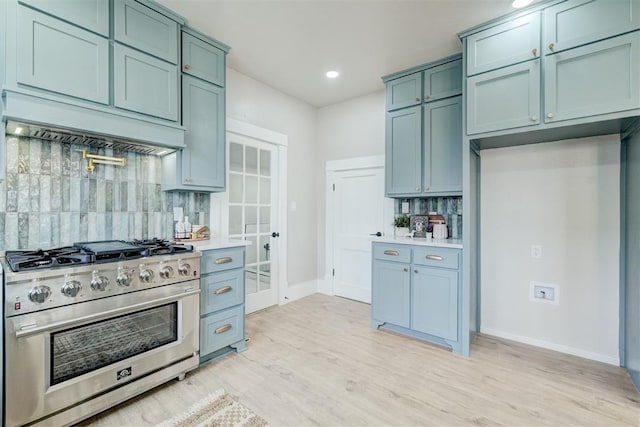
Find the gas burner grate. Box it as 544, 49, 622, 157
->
130, 238, 193, 256
5, 248, 93, 272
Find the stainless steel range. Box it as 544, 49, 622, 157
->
2, 239, 202, 427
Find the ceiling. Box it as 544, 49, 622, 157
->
156, 0, 516, 108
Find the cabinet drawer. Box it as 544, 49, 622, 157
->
413, 247, 460, 269
17, 6, 109, 104
114, 0, 178, 64
201, 247, 245, 274
19, 0, 109, 36
182, 32, 226, 86
466, 11, 540, 76
201, 269, 244, 315
200, 305, 244, 356
386, 73, 422, 111
373, 244, 411, 263
544, 0, 640, 55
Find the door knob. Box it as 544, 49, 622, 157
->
271, 232, 280, 238
369, 232, 382, 237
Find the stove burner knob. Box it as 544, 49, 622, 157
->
159, 265, 174, 279
28, 285, 52, 304
178, 263, 191, 276
91, 276, 109, 292
116, 272, 132, 287
61, 281, 82, 297
139, 269, 154, 283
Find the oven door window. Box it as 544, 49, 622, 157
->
50, 302, 178, 385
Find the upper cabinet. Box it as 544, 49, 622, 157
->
460, 0, 640, 139
114, 0, 178, 64
182, 32, 226, 87
383, 56, 463, 197
19, 0, 109, 36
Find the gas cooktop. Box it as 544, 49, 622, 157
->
5, 239, 194, 272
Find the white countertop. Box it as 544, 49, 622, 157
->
190, 238, 251, 251
372, 236, 463, 249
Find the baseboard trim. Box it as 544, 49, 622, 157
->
317, 277, 333, 296
283, 280, 318, 304
480, 327, 620, 366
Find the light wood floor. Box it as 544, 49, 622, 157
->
83, 293, 640, 426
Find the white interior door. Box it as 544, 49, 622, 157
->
329, 163, 389, 303
228, 134, 280, 313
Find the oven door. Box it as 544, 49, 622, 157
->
5, 279, 200, 427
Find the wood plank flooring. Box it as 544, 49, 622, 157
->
83, 294, 640, 426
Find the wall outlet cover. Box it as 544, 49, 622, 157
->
529, 281, 559, 305
401, 201, 409, 214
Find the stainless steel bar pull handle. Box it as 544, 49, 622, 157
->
426, 255, 444, 261
214, 324, 232, 334
215, 257, 233, 264
383, 250, 400, 256
214, 286, 232, 295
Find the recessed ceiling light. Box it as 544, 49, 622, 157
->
512, 0, 533, 8
325, 70, 339, 79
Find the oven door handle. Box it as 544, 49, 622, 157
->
15, 289, 201, 339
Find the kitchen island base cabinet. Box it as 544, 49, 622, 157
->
371, 243, 462, 354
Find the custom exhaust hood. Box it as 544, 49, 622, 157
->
2, 89, 185, 156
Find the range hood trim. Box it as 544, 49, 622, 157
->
2, 88, 185, 155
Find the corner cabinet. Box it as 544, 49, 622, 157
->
383, 55, 463, 198
162, 28, 229, 192
199, 246, 247, 364
371, 242, 462, 354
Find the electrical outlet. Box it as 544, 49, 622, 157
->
530, 281, 559, 305
531, 244, 542, 259
401, 201, 409, 214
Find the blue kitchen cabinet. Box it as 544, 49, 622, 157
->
182, 31, 227, 87
385, 106, 423, 196
113, 43, 178, 121
466, 11, 541, 76
466, 60, 540, 135
16, 5, 109, 104
423, 59, 462, 102
199, 246, 247, 364
114, 0, 178, 64
19, 0, 109, 36
544, 0, 640, 55
423, 96, 462, 194
372, 243, 462, 352
544, 31, 640, 124
386, 73, 422, 112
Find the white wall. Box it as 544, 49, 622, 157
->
226, 69, 318, 287
315, 90, 386, 279
480, 135, 620, 364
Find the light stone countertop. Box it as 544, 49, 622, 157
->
372, 236, 463, 249
189, 238, 251, 251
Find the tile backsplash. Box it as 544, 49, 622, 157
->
0, 135, 210, 250
394, 196, 462, 238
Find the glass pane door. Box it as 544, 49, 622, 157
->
228, 138, 277, 312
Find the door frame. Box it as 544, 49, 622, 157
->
211, 118, 289, 307
324, 155, 394, 297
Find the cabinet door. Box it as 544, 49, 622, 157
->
412, 267, 458, 342
466, 11, 541, 76
545, 32, 640, 124
385, 106, 422, 196
19, 0, 109, 36
201, 269, 244, 315
114, 0, 178, 64
113, 44, 178, 121
423, 59, 462, 102
181, 75, 225, 188
372, 260, 410, 328
423, 96, 462, 194
544, 0, 640, 54
466, 60, 541, 135
182, 32, 225, 86
386, 73, 422, 111
16, 6, 109, 104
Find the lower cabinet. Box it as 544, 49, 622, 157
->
199, 246, 247, 364
371, 243, 461, 353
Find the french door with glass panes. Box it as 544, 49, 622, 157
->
228, 134, 279, 313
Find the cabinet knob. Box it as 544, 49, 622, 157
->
424, 95, 430, 101
548, 43, 555, 51
532, 48, 538, 56
403, 268, 408, 272
185, 177, 192, 182
184, 64, 191, 70
531, 115, 538, 121
414, 269, 418, 274
547, 112, 554, 119
415, 97, 420, 102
